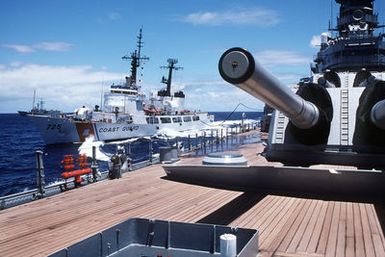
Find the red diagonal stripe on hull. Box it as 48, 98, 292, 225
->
75, 121, 95, 142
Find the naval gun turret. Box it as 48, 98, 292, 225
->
219, 48, 335, 166
219, 0, 385, 169
163, 0, 385, 201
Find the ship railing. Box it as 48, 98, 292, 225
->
0, 156, 159, 210
0, 122, 260, 210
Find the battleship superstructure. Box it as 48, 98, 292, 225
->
22, 29, 213, 144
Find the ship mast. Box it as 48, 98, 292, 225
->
160, 58, 183, 97
121, 28, 149, 88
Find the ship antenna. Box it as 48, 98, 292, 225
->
100, 79, 104, 112
32, 88, 36, 110
160, 58, 183, 97
137, 27, 144, 67
330, 0, 333, 37
121, 28, 149, 88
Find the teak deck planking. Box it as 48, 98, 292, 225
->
0, 137, 384, 257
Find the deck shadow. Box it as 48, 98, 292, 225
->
374, 203, 385, 236
196, 192, 266, 226
162, 175, 385, 234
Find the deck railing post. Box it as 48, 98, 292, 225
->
91, 146, 98, 182
35, 150, 45, 199
176, 137, 180, 156
203, 131, 206, 148
149, 139, 153, 163
210, 130, 214, 150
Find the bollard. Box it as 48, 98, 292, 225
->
35, 150, 45, 198
188, 134, 191, 152
91, 146, 98, 182
220, 234, 237, 257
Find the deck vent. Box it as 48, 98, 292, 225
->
202, 152, 247, 166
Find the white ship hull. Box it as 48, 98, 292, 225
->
27, 113, 212, 144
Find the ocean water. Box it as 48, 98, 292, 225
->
0, 112, 262, 197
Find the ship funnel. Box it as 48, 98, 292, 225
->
218, 47, 320, 129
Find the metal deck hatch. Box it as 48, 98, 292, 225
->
48, 218, 259, 257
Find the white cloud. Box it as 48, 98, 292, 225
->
108, 12, 122, 20
180, 7, 280, 27
169, 80, 263, 111
0, 63, 123, 112
34, 42, 73, 51
10, 61, 24, 67
1, 44, 35, 53
1, 41, 73, 53
175, 71, 305, 111
0, 58, 306, 113
254, 50, 310, 67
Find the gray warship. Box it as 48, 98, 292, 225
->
164, 0, 385, 200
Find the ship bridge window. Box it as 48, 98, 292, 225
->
160, 117, 171, 124
183, 116, 192, 122
193, 116, 200, 121
146, 117, 159, 124
172, 117, 182, 123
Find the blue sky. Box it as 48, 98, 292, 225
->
1, 0, 385, 113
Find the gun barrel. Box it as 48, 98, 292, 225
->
219, 47, 319, 129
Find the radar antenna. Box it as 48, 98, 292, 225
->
160, 58, 183, 97
121, 28, 149, 87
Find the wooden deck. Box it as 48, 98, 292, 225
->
0, 137, 384, 257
